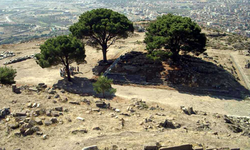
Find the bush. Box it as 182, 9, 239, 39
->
147, 50, 173, 61
0, 67, 17, 84
93, 75, 116, 98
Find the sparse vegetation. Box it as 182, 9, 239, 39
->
93, 75, 116, 98
0, 66, 16, 84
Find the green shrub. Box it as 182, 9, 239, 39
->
93, 75, 116, 98
147, 50, 173, 61
0, 67, 17, 84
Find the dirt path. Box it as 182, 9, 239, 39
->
113, 85, 250, 117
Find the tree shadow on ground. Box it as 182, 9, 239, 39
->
52, 76, 115, 99
165, 55, 250, 100
107, 51, 250, 100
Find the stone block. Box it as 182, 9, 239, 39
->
35, 118, 43, 125
69, 101, 80, 105
159, 144, 193, 150
55, 107, 63, 112
82, 145, 98, 150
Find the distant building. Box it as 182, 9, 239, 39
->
207, 22, 214, 26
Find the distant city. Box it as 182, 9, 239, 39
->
0, 0, 249, 44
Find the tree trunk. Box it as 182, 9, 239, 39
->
102, 89, 105, 98
102, 45, 108, 63
171, 49, 180, 62
66, 64, 71, 82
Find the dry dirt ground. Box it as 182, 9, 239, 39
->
0, 32, 250, 150
0, 86, 250, 150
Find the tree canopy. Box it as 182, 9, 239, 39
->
144, 14, 206, 60
70, 8, 134, 63
0, 66, 16, 85
36, 35, 86, 81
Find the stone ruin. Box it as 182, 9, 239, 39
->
106, 51, 164, 85
4, 53, 38, 65
0, 51, 15, 60
106, 51, 249, 97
